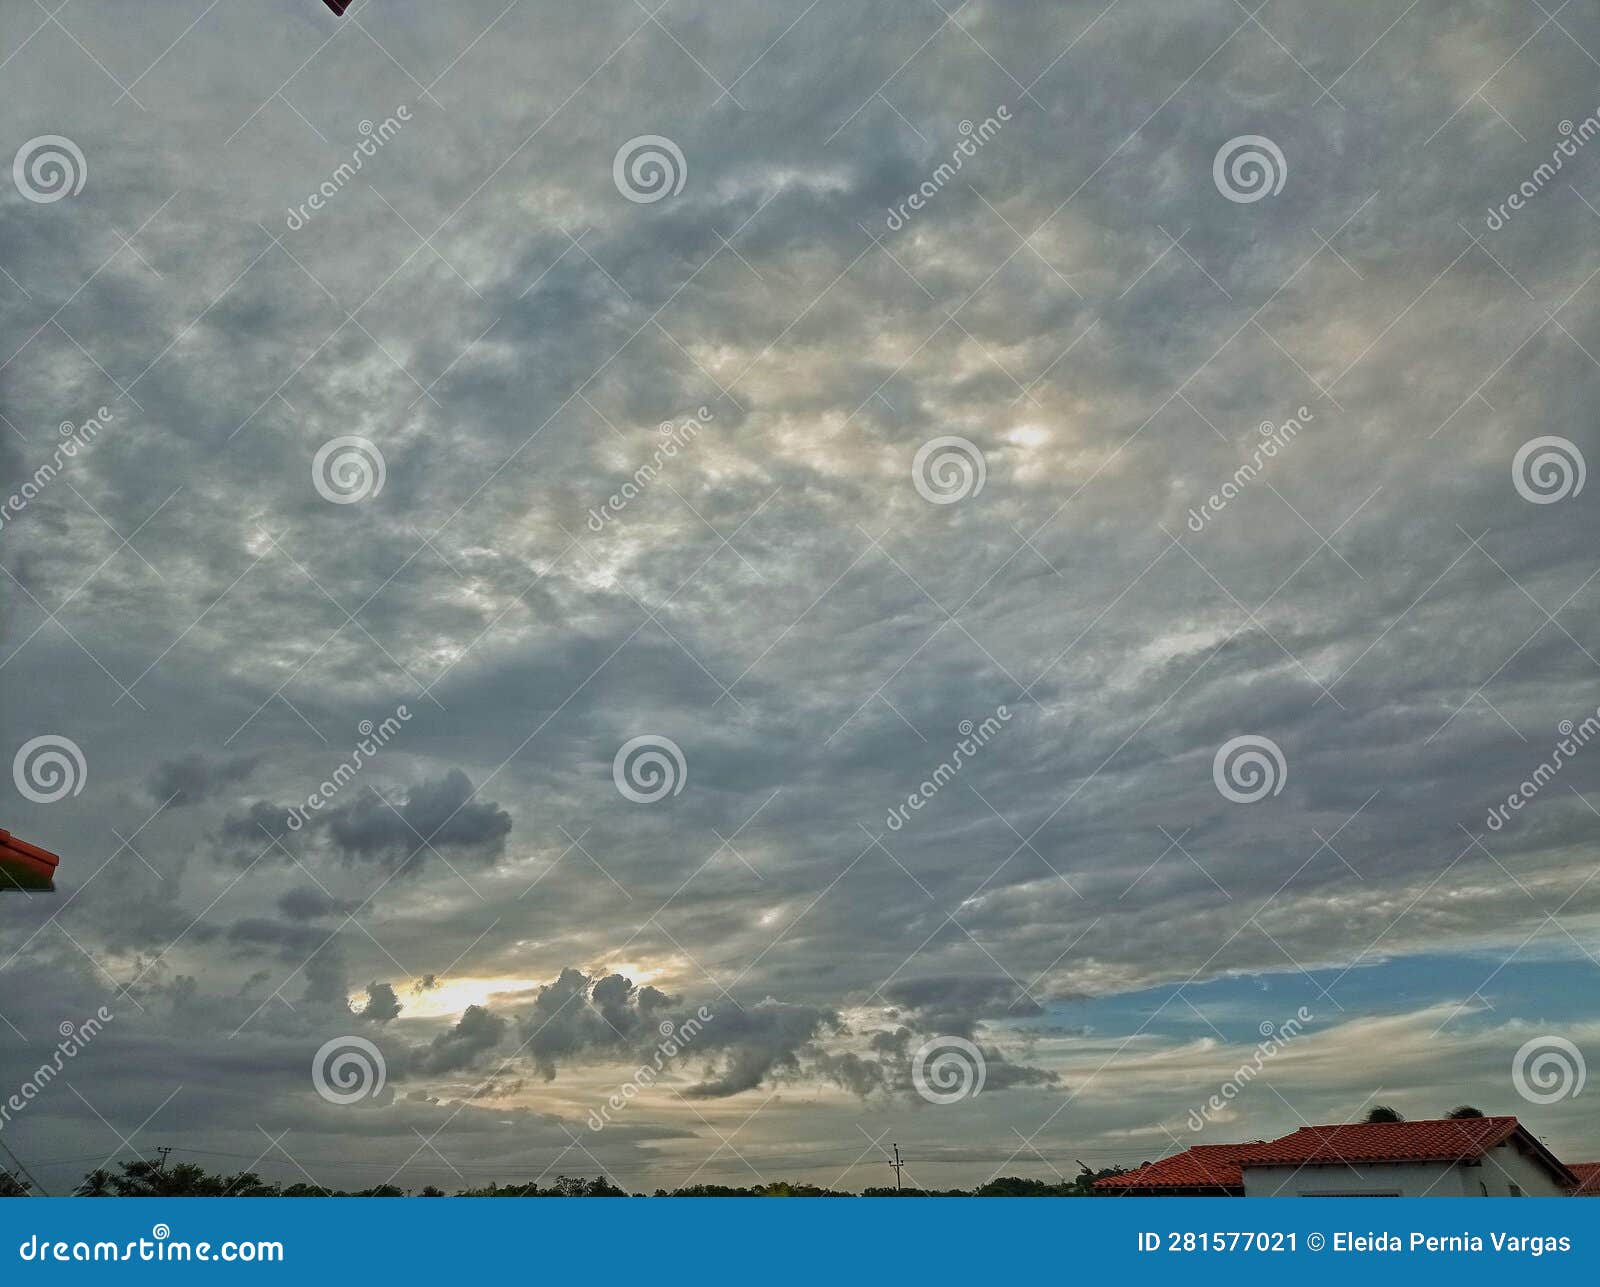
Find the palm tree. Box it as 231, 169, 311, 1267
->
1446, 1105, 1485, 1118
1365, 1105, 1404, 1123
75, 1169, 117, 1197
74, 1160, 275, 1198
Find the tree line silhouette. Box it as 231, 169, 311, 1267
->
0, 1158, 1125, 1198
3, 1105, 1485, 1196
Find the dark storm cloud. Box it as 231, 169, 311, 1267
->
496, 967, 852, 1100
219, 801, 292, 848
851, 1022, 1060, 1100
494, 968, 1047, 1101
883, 976, 1045, 1037
517, 968, 679, 1079
414, 1004, 506, 1072
676, 997, 845, 1099
321, 770, 512, 864
226, 917, 329, 955
147, 751, 260, 808
360, 981, 403, 1024
277, 885, 354, 921
219, 769, 512, 870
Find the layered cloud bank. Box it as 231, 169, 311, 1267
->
1, 0, 1597, 1189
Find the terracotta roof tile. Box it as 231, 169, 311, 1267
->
1245, 1116, 1521, 1166
0, 828, 59, 891
1570, 1163, 1600, 1195
1095, 1143, 1273, 1191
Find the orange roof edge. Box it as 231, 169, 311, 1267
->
0, 828, 60, 869
1566, 1162, 1600, 1195
0, 828, 60, 891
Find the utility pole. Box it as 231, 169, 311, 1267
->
887, 1143, 906, 1192
154, 1147, 173, 1174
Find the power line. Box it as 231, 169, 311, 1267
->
887, 1143, 906, 1191
0, 1135, 49, 1197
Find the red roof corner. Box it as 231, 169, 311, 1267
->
1094, 1142, 1273, 1193
0, 828, 60, 892
1570, 1163, 1600, 1196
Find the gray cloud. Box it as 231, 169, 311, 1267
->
360, 981, 403, 1024
677, 997, 845, 1099
414, 1004, 505, 1072
147, 751, 260, 808
320, 770, 512, 866
517, 968, 681, 1081
219, 769, 512, 872
2, 0, 1597, 1192
277, 885, 354, 921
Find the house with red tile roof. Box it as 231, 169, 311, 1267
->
1570, 1162, 1600, 1196
1092, 1141, 1275, 1195
1097, 1117, 1583, 1197
0, 828, 59, 892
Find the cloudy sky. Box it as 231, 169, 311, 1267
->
1, 0, 1597, 1194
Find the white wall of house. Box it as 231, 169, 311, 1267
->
1244, 1159, 1466, 1197
1473, 1142, 1570, 1196
1242, 1144, 1567, 1197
